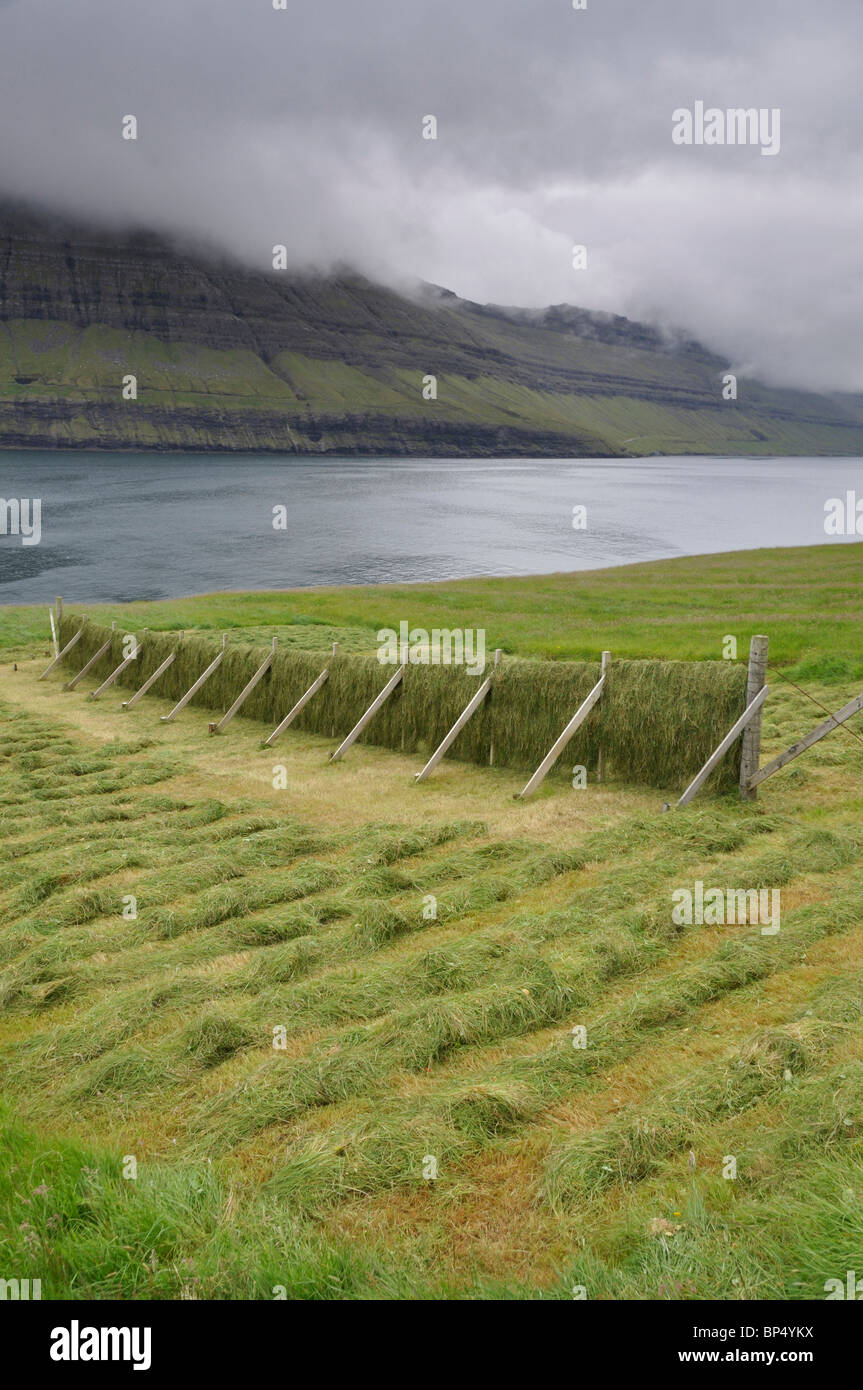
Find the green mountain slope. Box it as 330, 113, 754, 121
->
2, 204, 863, 456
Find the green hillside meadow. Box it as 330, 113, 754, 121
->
0, 544, 862, 1299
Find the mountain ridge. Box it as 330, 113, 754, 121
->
1, 203, 862, 456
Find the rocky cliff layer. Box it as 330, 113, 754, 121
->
2, 203, 862, 456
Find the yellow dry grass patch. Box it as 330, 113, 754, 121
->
2, 653, 656, 839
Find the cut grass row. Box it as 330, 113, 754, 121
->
1, 648, 862, 1298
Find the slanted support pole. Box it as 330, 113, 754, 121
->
88, 636, 143, 700
517, 671, 606, 799
39, 618, 87, 679
64, 621, 116, 690
329, 664, 405, 762
740, 635, 769, 799
264, 641, 337, 747
122, 633, 183, 709
749, 688, 863, 789
596, 650, 611, 782
677, 684, 770, 808
416, 670, 495, 782
161, 635, 227, 722
212, 638, 276, 734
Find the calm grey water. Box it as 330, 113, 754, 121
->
0, 452, 860, 603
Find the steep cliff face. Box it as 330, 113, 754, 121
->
2, 203, 863, 456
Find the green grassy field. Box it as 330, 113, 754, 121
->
3, 544, 863, 676
1, 545, 862, 1300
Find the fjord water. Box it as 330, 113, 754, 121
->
0, 452, 860, 603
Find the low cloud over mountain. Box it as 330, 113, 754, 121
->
0, 0, 861, 389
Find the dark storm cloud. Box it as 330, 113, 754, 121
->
0, 0, 861, 388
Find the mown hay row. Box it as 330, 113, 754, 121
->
58, 617, 747, 790
542, 1016, 842, 1210
257, 868, 863, 1204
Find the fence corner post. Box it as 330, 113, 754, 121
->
740, 634, 769, 800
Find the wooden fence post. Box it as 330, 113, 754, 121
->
677, 685, 769, 808
740, 635, 769, 800
39, 618, 87, 679
88, 635, 143, 700
516, 670, 607, 799
63, 621, 116, 690
49, 608, 59, 659
596, 650, 611, 782
160, 634, 227, 722
415, 670, 495, 782
748, 687, 863, 789
264, 640, 338, 747
329, 664, 405, 762
122, 633, 183, 709
211, 638, 276, 734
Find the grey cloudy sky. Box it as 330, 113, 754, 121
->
0, 0, 861, 389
